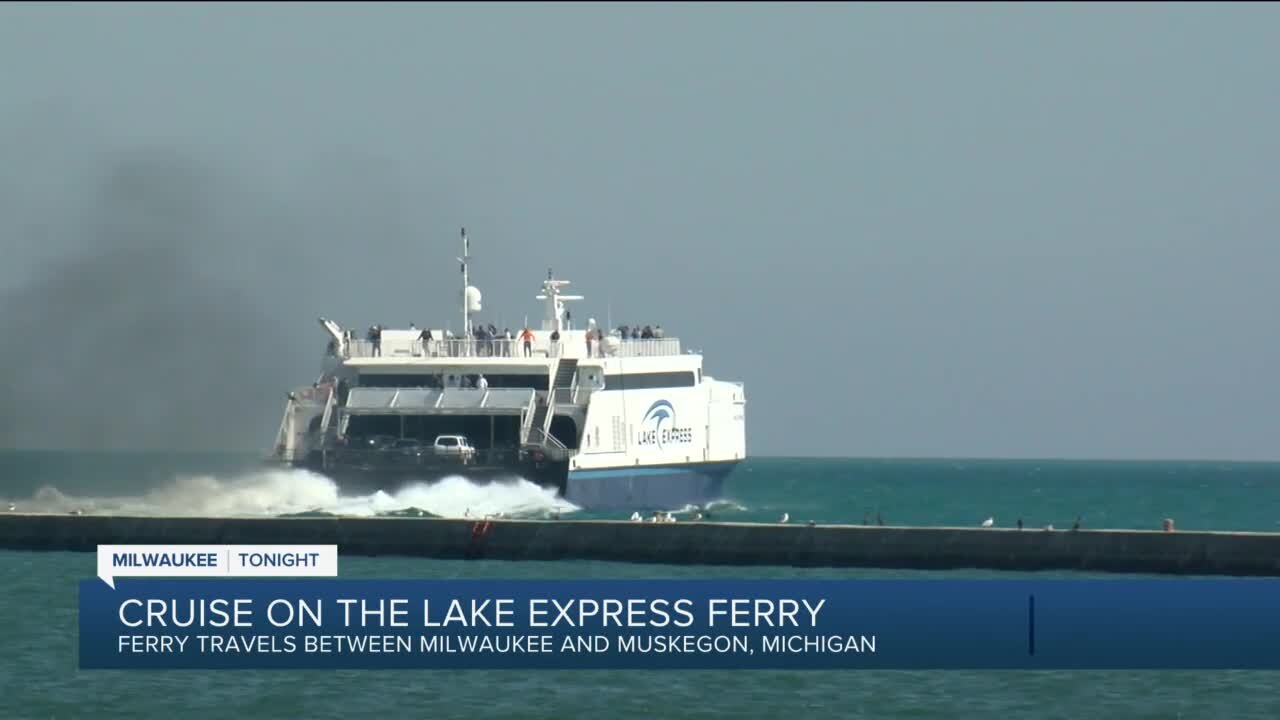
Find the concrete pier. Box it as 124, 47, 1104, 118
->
2, 513, 1279, 576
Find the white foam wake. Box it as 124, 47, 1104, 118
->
18, 467, 579, 519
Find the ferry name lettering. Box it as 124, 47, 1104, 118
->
637, 426, 693, 447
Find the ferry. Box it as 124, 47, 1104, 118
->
271, 229, 746, 510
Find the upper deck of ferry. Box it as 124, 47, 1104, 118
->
333, 333, 684, 365
314, 228, 703, 380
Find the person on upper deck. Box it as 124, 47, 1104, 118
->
418, 327, 434, 356
550, 328, 561, 357
519, 327, 535, 357
641, 325, 654, 340
503, 328, 513, 356
368, 325, 382, 357
654, 325, 664, 339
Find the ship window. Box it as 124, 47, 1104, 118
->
357, 373, 546, 389
356, 374, 441, 388
601, 371, 696, 390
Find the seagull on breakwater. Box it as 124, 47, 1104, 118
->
981, 517, 994, 528
779, 513, 790, 524
630, 512, 642, 522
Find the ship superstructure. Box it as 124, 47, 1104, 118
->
272, 230, 746, 510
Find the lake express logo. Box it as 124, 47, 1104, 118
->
638, 400, 693, 449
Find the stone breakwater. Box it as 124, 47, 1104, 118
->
2, 513, 1278, 576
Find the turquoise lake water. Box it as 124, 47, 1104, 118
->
1, 452, 1278, 718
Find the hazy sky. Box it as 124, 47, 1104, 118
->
1, 3, 1277, 460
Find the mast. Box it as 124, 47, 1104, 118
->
535, 271, 584, 332
459, 227, 471, 337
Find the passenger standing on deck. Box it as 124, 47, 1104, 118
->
520, 327, 535, 357
418, 327, 434, 356
504, 328, 513, 356
550, 329, 561, 356
654, 325, 664, 339
477, 374, 488, 391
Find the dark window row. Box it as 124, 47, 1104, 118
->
355, 373, 548, 389
602, 371, 696, 390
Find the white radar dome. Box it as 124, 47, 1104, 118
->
464, 286, 482, 312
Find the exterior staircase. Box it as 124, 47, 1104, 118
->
521, 358, 578, 452
549, 358, 578, 408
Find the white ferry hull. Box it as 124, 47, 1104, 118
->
564, 460, 739, 510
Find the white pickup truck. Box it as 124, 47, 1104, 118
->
432, 434, 476, 460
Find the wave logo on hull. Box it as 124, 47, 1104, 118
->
638, 400, 692, 450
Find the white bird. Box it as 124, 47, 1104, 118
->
6, 503, 14, 512
779, 513, 790, 524
630, 512, 642, 522
981, 517, 994, 528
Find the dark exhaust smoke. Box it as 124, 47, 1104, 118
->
0, 144, 311, 452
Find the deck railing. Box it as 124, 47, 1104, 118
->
524, 428, 575, 462
334, 336, 683, 360
609, 338, 680, 357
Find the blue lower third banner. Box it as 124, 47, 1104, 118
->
79, 579, 1280, 669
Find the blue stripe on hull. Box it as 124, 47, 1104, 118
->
566, 461, 739, 510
